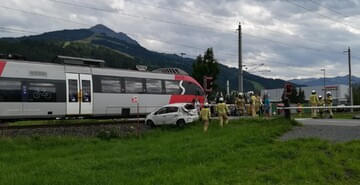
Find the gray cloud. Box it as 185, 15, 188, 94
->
0, 0, 359, 80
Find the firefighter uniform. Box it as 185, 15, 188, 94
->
255, 95, 261, 115
250, 93, 257, 117
309, 91, 319, 118
318, 96, 325, 118
216, 100, 229, 127
200, 105, 211, 132
326, 93, 334, 118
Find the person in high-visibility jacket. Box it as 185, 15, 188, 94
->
318, 95, 325, 118
325, 91, 334, 118
309, 90, 319, 118
235, 92, 246, 116
255, 95, 261, 115
216, 97, 229, 127
200, 103, 211, 132
249, 91, 257, 117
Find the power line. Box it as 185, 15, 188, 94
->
1, 1, 354, 67
308, 0, 349, 18
46, 0, 346, 56
122, 0, 234, 24
0, 5, 89, 26
0, 26, 40, 34
286, 0, 360, 32
47, 0, 229, 34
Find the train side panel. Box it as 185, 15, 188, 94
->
0, 60, 67, 119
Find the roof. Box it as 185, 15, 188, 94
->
55, 55, 105, 67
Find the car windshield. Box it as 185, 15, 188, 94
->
184, 104, 195, 110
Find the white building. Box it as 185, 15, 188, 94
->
261, 84, 349, 105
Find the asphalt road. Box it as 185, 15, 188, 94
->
280, 118, 360, 142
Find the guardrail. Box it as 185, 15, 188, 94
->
277, 105, 360, 110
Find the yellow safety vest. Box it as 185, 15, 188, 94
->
251, 95, 257, 105
325, 96, 333, 105
309, 94, 319, 105
200, 108, 211, 120
216, 103, 228, 114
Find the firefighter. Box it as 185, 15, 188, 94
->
318, 95, 325, 118
325, 91, 334, 118
216, 97, 229, 127
309, 90, 319, 118
200, 102, 211, 132
255, 94, 262, 116
235, 92, 246, 116
249, 91, 257, 117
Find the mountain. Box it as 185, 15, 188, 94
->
290, 75, 360, 86
0, 24, 290, 92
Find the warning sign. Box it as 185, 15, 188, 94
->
131, 96, 138, 103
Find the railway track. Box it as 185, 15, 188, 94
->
0, 119, 147, 137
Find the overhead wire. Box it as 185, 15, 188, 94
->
308, 0, 349, 18
0, 5, 90, 26
1, 0, 357, 69
46, 0, 346, 56
285, 0, 360, 31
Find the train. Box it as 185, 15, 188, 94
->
0, 56, 205, 120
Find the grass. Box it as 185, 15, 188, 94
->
8, 118, 125, 126
0, 118, 360, 185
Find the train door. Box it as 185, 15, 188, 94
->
66, 73, 93, 115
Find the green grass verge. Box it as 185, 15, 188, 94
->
1, 118, 360, 185
8, 119, 121, 126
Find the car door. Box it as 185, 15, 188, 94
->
152, 107, 167, 125
163, 106, 179, 125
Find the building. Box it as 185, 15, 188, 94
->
261, 84, 349, 105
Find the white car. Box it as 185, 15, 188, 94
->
145, 103, 199, 127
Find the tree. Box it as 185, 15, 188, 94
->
298, 88, 306, 103
191, 48, 220, 94
289, 86, 298, 103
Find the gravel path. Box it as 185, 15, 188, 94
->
280, 119, 360, 142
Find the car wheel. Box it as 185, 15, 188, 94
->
146, 120, 156, 128
176, 119, 186, 128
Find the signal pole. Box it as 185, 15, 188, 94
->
238, 22, 243, 92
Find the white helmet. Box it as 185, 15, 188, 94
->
318, 95, 322, 99
219, 97, 224, 102
326, 91, 332, 95
204, 102, 209, 107
238, 92, 243, 96
311, 90, 316, 94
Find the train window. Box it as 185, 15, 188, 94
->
146, 79, 162, 94
27, 82, 56, 102
68, 80, 78, 102
165, 80, 181, 94
125, 78, 144, 93
82, 80, 91, 102
183, 82, 204, 96
101, 78, 121, 93
0, 80, 22, 102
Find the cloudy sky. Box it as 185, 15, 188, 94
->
1, 0, 360, 80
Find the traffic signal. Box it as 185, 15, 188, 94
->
203, 76, 213, 93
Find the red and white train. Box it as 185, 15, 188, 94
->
0, 56, 205, 120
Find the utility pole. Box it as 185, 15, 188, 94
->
321, 68, 326, 102
345, 47, 353, 112
238, 22, 243, 92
